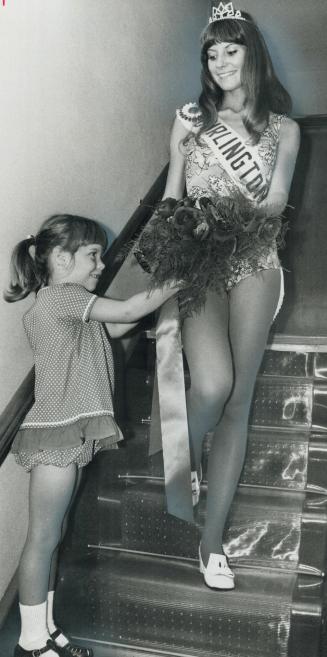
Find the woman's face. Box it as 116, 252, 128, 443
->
207, 41, 246, 92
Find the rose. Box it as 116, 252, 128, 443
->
178, 197, 196, 209
193, 220, 210, 240
172, 206, 203, 239
198, 197, 212, 211
156, 197, 178, 219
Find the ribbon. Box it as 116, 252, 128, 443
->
201, 115, 280, 203
149, 296, 193, 522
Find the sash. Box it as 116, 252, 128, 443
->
201, 117, 270, 203
149, 297, 194, 523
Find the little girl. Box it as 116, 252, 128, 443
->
4, 214, 179, 657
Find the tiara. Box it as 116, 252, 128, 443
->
209, 2, 246, 23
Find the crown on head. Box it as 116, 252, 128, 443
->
209, 2, 246, 23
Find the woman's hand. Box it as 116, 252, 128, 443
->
259, 192, 289, 218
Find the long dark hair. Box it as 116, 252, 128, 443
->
198, 11, 292, 143
4, 214, 107, 302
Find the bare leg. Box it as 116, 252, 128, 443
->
182, 289, 232, 472
48, 467, 83, 592
19, 463, 77, 605
201, 269, 281, 564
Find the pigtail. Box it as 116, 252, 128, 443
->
4, 236, 41, 302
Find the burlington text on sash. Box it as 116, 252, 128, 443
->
204, 120, 269, 202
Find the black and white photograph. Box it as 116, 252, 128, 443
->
0, 2, 326, 657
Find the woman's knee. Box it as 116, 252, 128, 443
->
223, 389, 253, 424
190, 375, 233, 421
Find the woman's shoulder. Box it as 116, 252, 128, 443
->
277, 115, 301, 148
270, 113, 300, 137
280, 115, 300, 134
266, 113, 300, 152
176, 102, 202, 133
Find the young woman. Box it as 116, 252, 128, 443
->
161, 4, 300, 589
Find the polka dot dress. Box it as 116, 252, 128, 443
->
12, 283, 123, 471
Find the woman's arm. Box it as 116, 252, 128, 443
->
162, 117, 190, 200
89, 284, 178, 324
261, 117, 300, 216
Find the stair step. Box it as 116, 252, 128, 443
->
96, 481, 327, 575
134, 339, 327, 379
204, 428, 310, 491
259, 351, 312, 377
56, 550, 322, 657
95, 424, 327, 493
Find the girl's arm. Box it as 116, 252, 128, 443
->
260, 117, 300, 216
162, 117, 189, 200
89, 284, 179, 324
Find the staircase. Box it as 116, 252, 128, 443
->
55, 334, 327, 657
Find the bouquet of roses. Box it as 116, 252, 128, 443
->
134, 193, 287, 317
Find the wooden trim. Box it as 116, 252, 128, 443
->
0, 165, 168, 467
0, 571, 18, 628
296, 115, 327, 129
0, 369, 35, 466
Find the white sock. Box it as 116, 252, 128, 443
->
47, 590, 68, 647
18, 601, 56, 653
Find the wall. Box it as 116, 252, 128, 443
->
0, 0, 208, 602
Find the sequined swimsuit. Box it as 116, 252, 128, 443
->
177, 103, 284, 291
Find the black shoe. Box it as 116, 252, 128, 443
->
14, 639, 60, 656
50, 630, 93, 657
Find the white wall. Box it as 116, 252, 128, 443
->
0, 0, 208, 601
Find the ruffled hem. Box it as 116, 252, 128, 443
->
13, 438, 119, 472
12, 414, 123, 454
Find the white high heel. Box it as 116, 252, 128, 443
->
191, 466, 202, 506
199, 545, 235, 590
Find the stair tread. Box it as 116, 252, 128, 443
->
56, 550, 321, 657
96, 480, 327, 574
98, 424, 311, 492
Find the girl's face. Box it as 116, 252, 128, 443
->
61, 243, 105, 291
207, 42, 246, 92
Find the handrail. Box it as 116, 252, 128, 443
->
0, 164, 169, 466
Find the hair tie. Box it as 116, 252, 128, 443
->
26, 234, 36, 244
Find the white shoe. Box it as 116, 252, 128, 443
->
191, 466, 202, 506
199, 545, 235, 590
